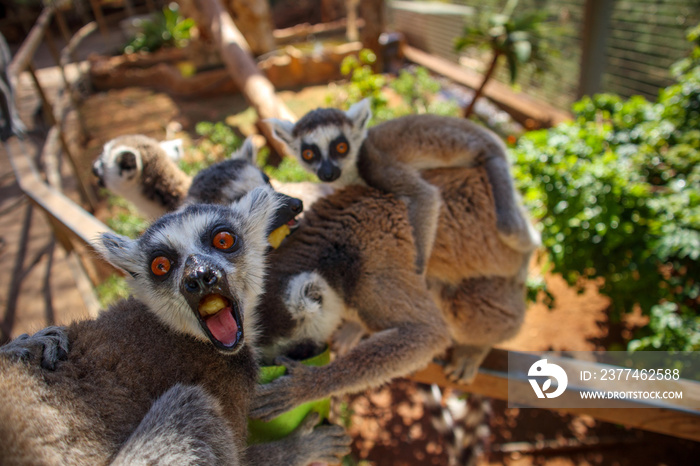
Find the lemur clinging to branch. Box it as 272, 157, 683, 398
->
266, 99, 539, 273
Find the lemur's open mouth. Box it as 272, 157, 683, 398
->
196, 293, 243, 351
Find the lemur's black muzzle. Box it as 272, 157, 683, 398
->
317, 160, 341, 182
267, 193, 304, 234
180, 254, 226, 300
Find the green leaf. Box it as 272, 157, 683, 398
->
513, 39, 531, 63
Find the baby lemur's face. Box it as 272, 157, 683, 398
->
266, 99, 372, 185
98, 187, 281, 354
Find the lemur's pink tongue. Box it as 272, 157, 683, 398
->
205, 307, 238, 346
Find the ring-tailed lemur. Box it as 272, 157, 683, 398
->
0, 187, 351, 465
266, 99, 539, 273
92, 134, 191, 219
93, 134, 333, 221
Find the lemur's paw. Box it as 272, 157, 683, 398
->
331, 321, 365, 356
0, 326, 69, 370
292, 413, 352, 464
445, 345, 491, 385
250, 357, 315, 421
445, 357, 480, 385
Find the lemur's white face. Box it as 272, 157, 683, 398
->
93, 139, 144, 193
98, 186, 280, 354
266, 99, 372, 187
93, 135, 183, 220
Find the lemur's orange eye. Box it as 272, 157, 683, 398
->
151, 256, 171, 276
336, 142, 348, 154
213, 231, 236, 250
302, 149, 315, 161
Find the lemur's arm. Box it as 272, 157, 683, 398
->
250, 292, 450, 421
0, 326, 68, 370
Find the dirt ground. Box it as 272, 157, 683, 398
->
2, 65, 697, 465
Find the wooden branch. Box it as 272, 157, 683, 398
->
409, 349, 700, 443
196, 0, 296, 157
3, 137, 115, 258
8, 6, 55, 81
273, 18, 365, 44
402, 45, 572, 129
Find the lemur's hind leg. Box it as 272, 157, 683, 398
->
111, 384, 239, 465
0, 326, 69, 370
244, 412, 352, 466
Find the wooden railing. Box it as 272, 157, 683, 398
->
2, 1, 698, 445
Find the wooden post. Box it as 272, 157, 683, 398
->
577, 0, 614, 98
346, 0, 360, 42
195, 0, 297, 158
358, 0, 385, 70
87, 0, 109, 39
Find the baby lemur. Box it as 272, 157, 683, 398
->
266, 99, 538, 272
0, 187, 350, 465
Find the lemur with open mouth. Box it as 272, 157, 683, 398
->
0, 187, 350, 465
266, 99, 539, 273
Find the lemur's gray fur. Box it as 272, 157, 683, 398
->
266, 100, 539, 272
0, 187, 350, 465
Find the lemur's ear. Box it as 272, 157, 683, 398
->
230, 136, 257, 164
159, 139, 184, 162
229, 186, 280, 246
265, 119, 296, 151
97, 233, 141, 277
346, 98, 372, 132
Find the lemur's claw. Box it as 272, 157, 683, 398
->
0, 326, 69, 370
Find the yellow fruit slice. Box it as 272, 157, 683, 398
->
199, 294, 227, 316
267, 224, 291, 249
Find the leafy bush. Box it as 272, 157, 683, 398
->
180, 121, 243, 176
511, 26, 700, 351
123, 4, 194, 54
330, 50, 459, 125
104, 193, 149, 238
95, 275, 130, 309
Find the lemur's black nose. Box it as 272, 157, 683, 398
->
289, 197, 303, 214
182, 255, 222, 295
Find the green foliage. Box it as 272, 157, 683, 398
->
258, 147, 317, 183
331, 50, 459, 125
123, 4, 195, 54
334, 49, 390, 123
510, 28, 700, 351
454, 0, 555, 83
95, 275, 131, 309
180, 121, 243, 175
104, 194, 149, 238
389, 67, 460, 117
